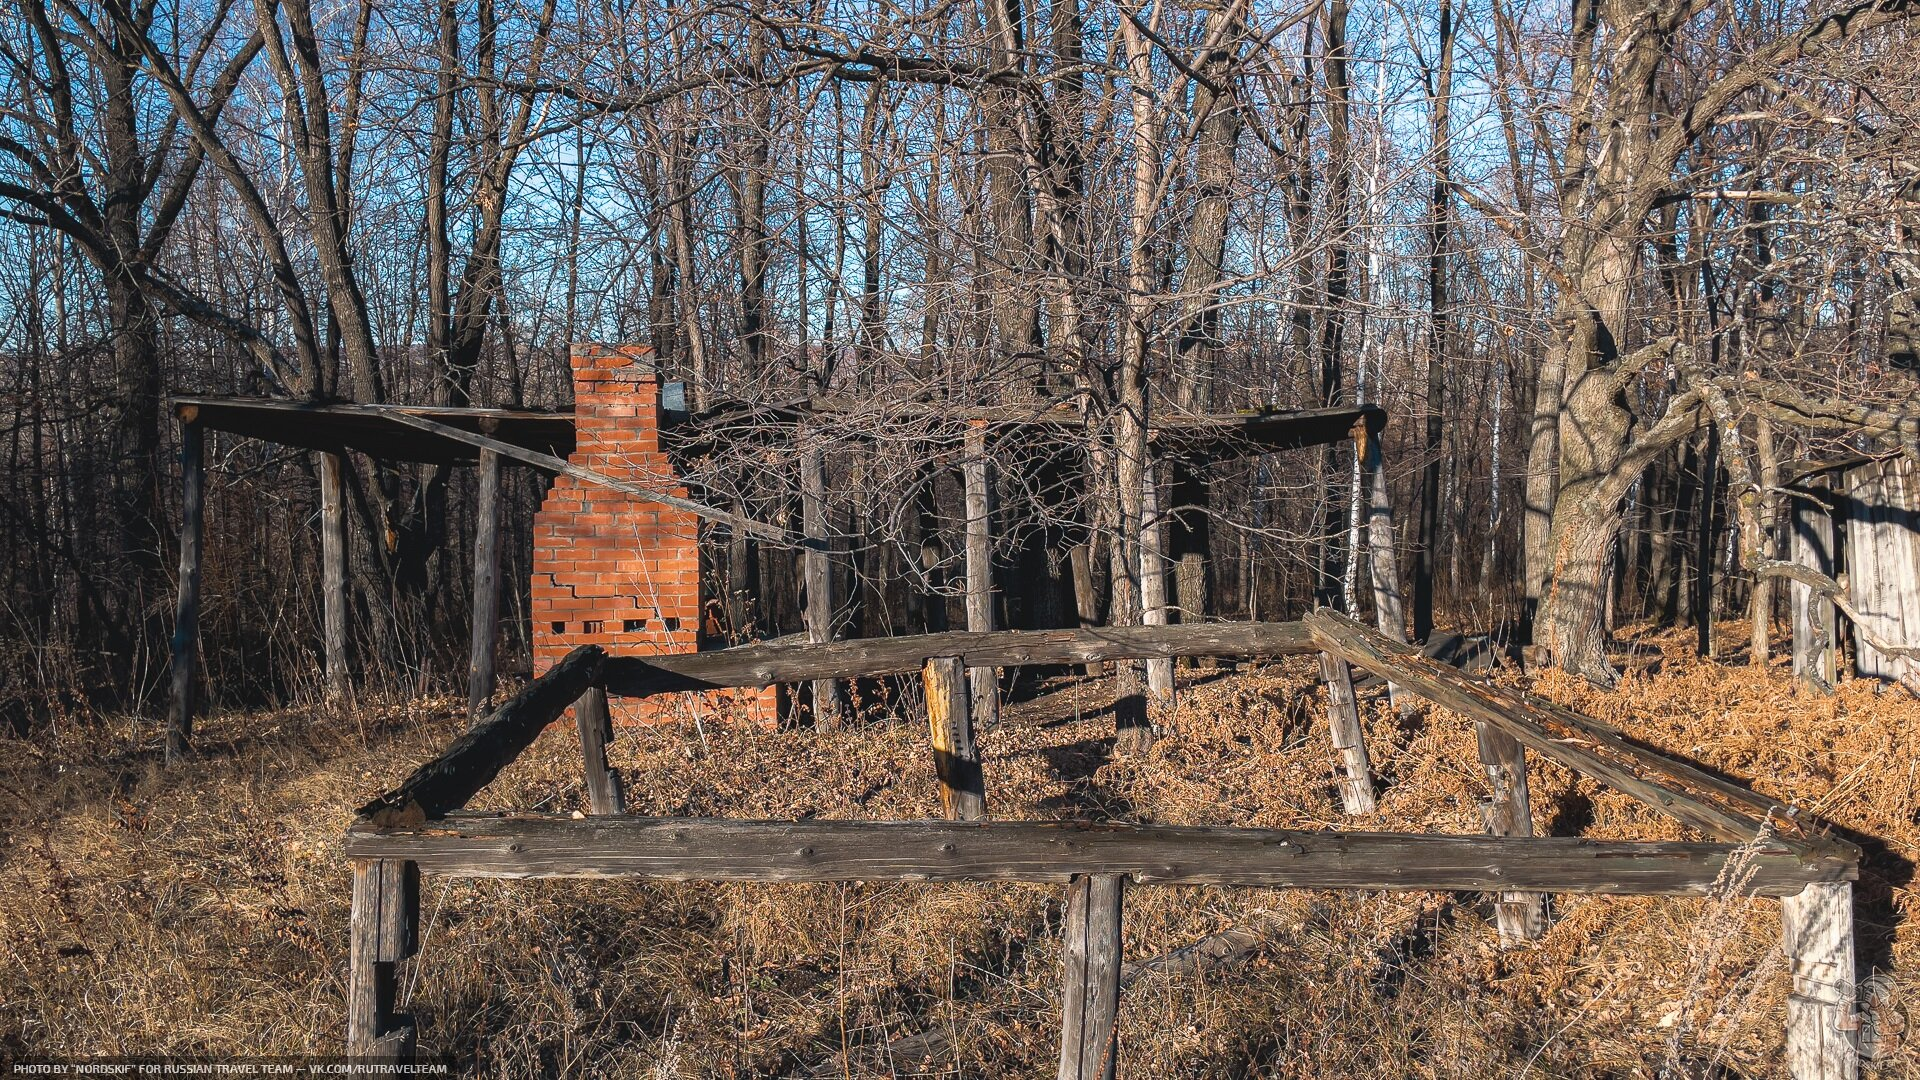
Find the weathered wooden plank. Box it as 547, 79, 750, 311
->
343, 815, 1853, 895
1783, 881, 1860, 1080
1058, 874, 1125, 1080
167, 418, 205, 766
320, 451, 350, 700
347, 859, 415, 1057
1790, 492, 1839, 689
1844, 457, 1920, 683
574, 685, 624, 816
1316, 652, 1377, 814
467, 447, 503, 722
1358, 421, 1411, 713
603, 622, 1316, 697
1306, 609, 1857, 861
801, 435, 842, 727
923, 657, 986, 821
1141, 472, 1174, 704
356, 646, 607, 827
963, 423, 1002, 732
1475, 722, 1546, 943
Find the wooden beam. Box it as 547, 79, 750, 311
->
467, 448, 503, 722
167, 419, 205, 765
1789, 492, 1839, 690
602, 621, 1317, 697
320, 452, 350, 700
1356, 421, 1411, 715
1317, 652, 1376, 814
1783, 881, 1860, 1080
347, 858, 417, 1058
574, 686, 624, 816
380, 408, 786, 541
1475, 722, 1546, 943
1141, 469, 1174, 703
923, 657, 986, 820
1305, 609, 1858, 861
342, 815, 1853, 895
962, 423, 1001, 732
357, 645, 607, 827
1057, 874, 1124, 1080
800, 436, 843, 726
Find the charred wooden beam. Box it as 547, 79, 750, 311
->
602, 621, 1316, 697
356, 645, 607, 827
343, 815, 1853, 895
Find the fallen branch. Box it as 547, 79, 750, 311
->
1754, 561, 1920, 662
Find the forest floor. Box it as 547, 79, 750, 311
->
3, 624, 1917, 1077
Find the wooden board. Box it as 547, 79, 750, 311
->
1842, 457, 1920, 682
343, 815, 1852, 895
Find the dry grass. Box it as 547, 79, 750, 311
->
3, 624, 1916, 1076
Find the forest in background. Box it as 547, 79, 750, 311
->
4, 0, 1920, 729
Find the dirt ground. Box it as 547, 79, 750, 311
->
3, 624, 1915, 1077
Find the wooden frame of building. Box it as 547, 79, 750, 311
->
343, 611, 1863, 1079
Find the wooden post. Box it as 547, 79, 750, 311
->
1358, 423, 1411, 714
1475, 722, 1546, 943
1791, 492, 1839, 689
800, 435, 841, 725
320, 452, 350, 700
1057, 873, 1125, 1080
573, 685, 624, 815
1317, 652, 1377, 814
167, 416, 205, 766
963, 422, 1000, 731
1141, 469, 1174, 703
347, 858, 418, 1058
1783, 881, 1859, 1080
921, 656, 986, 820
467, 448, 503, 722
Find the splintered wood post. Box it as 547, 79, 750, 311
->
167, 416, 205, 766
800, 434, 842, 726
347, 858, 419, 1058
1057, 874, 1125, 1080
467, 447, 503, 722
1141, 469, 1174, 703
1783, 881, 1860, 1080
574, 685, 624, 815
1357, 421, 1410, 713
1791, 491, 1838, 690
962, 422, 1001, 731
922, 656, 986, 820
1476, 722, 1546, 943
1317, 651, 1377, 814
320, 451, 350, 700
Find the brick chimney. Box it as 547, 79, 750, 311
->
531, 344, 775, 724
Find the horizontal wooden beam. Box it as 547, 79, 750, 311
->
357, 645, 607, 828
603, 622, 1316, 696
343, 815, 1854, 896
1304, 609, 1860, 863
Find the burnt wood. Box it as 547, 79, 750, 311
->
603, 622, 1316, 696
1058, 874, 1125, 1080
923, 657, 986, 820
573, 686, 624, 815
343, 815, 1854, 895
467, 447, 503, 721
167, 418, 204, 765
356, 646, 607, 827
1305, 609, 1859, 862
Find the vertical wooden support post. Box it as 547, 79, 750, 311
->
1475, 722, 1546, 942
800, 433, 841, 725
922, 656, 986, 820
1791, 491, 1838, 690
467, 448, 503, 722
1141, 468, 1174, 703
1358, 422, 1411, 714
963, 422, 1000, 731
1057, 873, 1125, 1080
1316, 652, 1377, 814
348, 858, 419, 1058
1783, 881, 1859, 1080
320, 451, 350, 700
167, 415, 205, 766
574, 685, 624, 815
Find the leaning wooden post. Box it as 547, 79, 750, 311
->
1476, 722, 1546, 943
320, 451, 350, 700
1782, 881, 1859, 1080
573, 685, 624, 815
347, 858, 419, 1058
167, 413, 205, 766
467, 447, 503, 722
921, 656, 986, 820
1057, 874, 1125, 1080
1316, 652, 1377, 814
1790, 490, 1838, 691
962, 421, 1001, 732
1357, 420, 1411, 714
